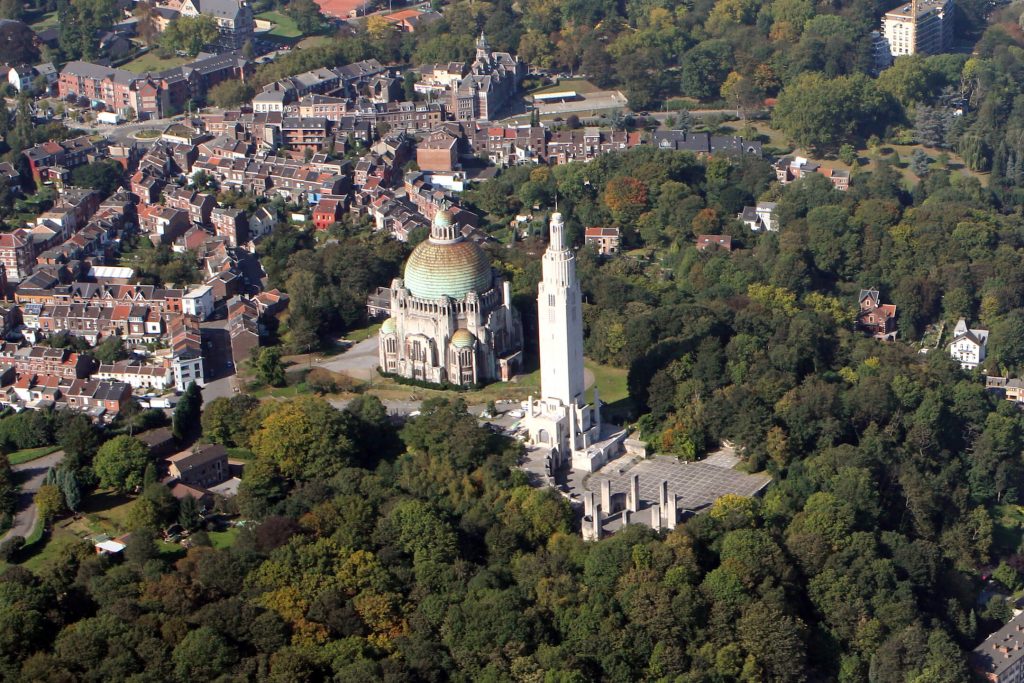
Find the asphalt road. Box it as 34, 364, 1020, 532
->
200, 315, 237, 402
1, 450, 65, 543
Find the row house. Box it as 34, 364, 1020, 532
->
19, 282, 184, 315
469, 123, 545, 166
227, 296, 261, 363
210, 206, 248, 246
652, 130, 763, 158
164, 187, 216, 225
140, 206, 191, 245
191, 150, 348, 204
63, 378, 133, 417
23, 136, 103, 184
356, 100, 445, 133
547, 128, 644, 165
94, 360, 172, 391
0, 344, 95, 380
166, 314, 204, 391
5, 373, 62, 408
366, 193, 430, 241
0, 231, 36, 281
35, 304, 111, 344
131, 172, 166, 206
403, 172, 478, 227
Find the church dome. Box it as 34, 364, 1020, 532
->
380, 317, 396, 334
403, 209, 492, 300
451, 329, 475, 348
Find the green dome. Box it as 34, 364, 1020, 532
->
380, 318, 396, 334
403, 239, 492, 301
451, 329, 475, 348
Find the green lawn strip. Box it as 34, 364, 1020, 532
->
226, 447, 255, 461
531, 79, 600, 95
7, 445, 60, 465
209, 527, 240, 549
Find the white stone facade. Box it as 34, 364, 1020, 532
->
378, 210, 522, 385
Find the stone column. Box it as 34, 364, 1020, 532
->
623, 508, 630, 526
628, 474, 639, 512
651, 504, 661, 531
592, 506, 602, 540
666, 494, 678, 530
659, 480, 669, 526
584, 491, 594, 519
601, 479, 611, 513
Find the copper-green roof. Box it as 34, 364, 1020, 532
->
403, 238, 492, 301
380, 317, 396, 334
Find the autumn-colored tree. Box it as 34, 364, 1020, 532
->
690, 207, 721, 236
603, 176, 649, 226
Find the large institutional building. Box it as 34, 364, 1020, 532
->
378, 209, 522, 385
524, 213, 622, 473
881, 0, 954, 57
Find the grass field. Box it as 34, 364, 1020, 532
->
8, 445, 60, 466
257, 11, 302, 39
297, 35, 333, 49
122, 52, 189, 74
209, 527, 240, 549
29, 10, 58, 30
9, 490, 135, 572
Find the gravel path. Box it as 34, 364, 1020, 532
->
1, 450, 65, 543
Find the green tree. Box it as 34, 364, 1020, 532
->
253, 346, 286, 387
93, 435, 150, 493
172, 627, 238, 680
249, 395, 356, 480
35, 483, 64, 524
178, 494, 200, 531
208, 79, 255, 109
161, 14, 219, 56
70, 160, 124, 196
173, 382, 203, 441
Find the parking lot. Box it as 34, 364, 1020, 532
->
533, 90, 629, 116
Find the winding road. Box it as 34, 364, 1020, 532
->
1, 451, 65, 543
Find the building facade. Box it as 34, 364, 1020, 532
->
882, 0, 954, 57
378, 209, 522, 385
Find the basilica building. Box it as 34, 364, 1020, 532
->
378, 208, 523, 385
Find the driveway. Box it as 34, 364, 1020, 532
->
314, 336, 381, 381
2, 450, 65, 543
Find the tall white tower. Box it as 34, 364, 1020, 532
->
526, 212, 614, 473
537, 212, 585, 406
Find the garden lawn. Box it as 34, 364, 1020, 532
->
29, 10, 58, 30
123, 52, 189, 73
209, 527, 240, 549
257, 11, 302, 39
7, 445, 60, 465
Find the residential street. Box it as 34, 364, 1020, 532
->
1, 450, 65, 544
